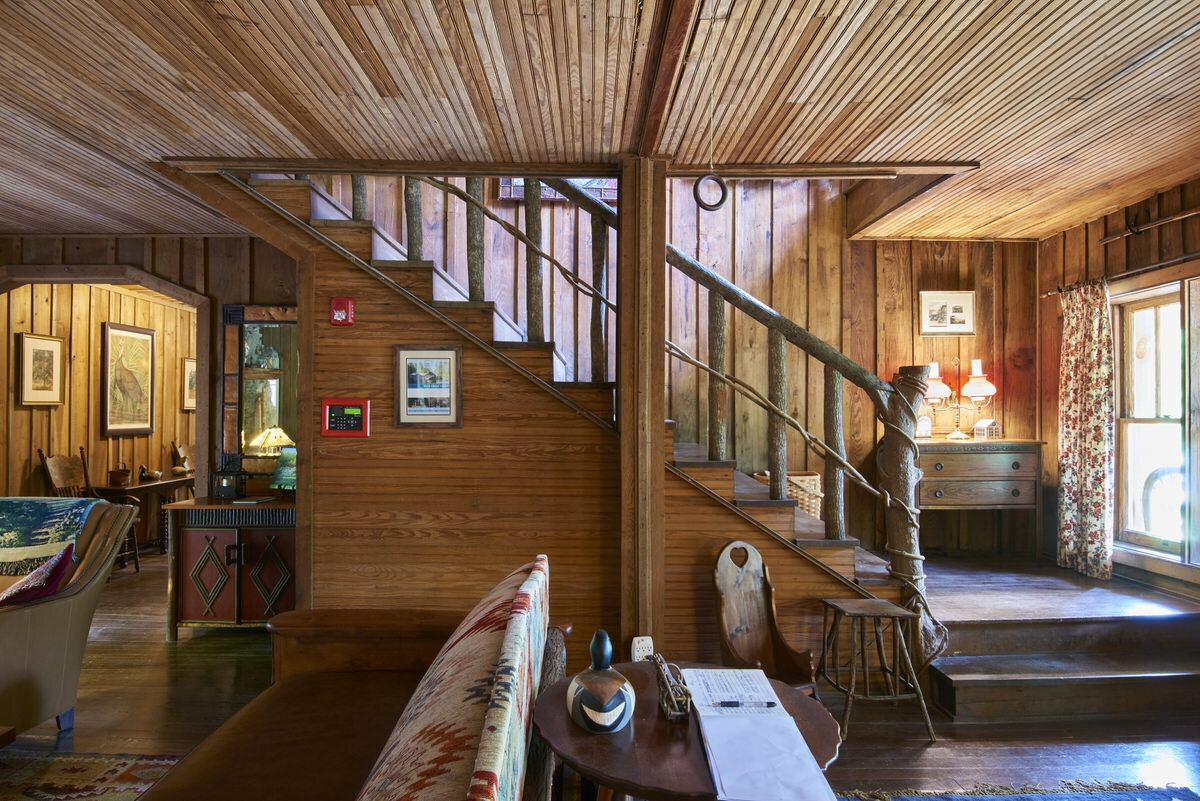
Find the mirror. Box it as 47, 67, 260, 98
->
221, 305, 297, 477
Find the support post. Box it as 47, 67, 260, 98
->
404, 177, 422, 260
525, 179, 544, 342
590, 214, 608, 381
351, 175, 367, 221
824, 365, 846, 540
467, 177, 484, 302
707, 292, 728, 462
767, 328, 787, 501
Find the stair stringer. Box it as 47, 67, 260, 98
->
661, 464, 881, 667
210, 171, 614, 432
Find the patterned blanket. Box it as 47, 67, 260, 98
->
0, 497, 103, 575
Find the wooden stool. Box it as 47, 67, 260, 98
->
818, 597, 936, 742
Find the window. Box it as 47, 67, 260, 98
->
1113, 285, 1186, 557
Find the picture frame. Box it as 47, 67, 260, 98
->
102, 322, 156, 437
394, 345, 462, 426
182, 357, 197, 411
919, 291, 976, 336
18, 333, 65, 406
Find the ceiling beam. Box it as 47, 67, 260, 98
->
846, 173, 971, 239
635, 0, 703, 158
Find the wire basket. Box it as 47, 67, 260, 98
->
752, 471, 823, 519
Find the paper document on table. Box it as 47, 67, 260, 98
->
681, 668, 837, 801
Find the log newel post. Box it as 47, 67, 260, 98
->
524, 179, 545, 343
590, 214, 608, 381
351, 175, 367, 221
404, 177, 423, 261
767, 329, 787, 501
824, 365, 846, 540
466, 177, 485, 302
707, 293, 728, 462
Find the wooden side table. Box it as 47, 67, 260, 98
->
533, 660, 840, 801
818, 597, 936, 742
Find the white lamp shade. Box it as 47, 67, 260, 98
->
925, 377, 952, 401
961, 374, 997, 401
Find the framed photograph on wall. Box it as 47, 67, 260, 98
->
102, 322, 156, 436
182, 357, 197, 411
394, 345, 462, 426
919, 291, 976, 336
19, 333, 65, 406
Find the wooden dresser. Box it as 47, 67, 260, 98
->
164, 496, 296, 642
916, 439, 1043, 553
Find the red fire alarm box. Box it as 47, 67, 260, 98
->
330, 297, 355, 326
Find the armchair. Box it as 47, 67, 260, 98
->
0, 499, 138, 733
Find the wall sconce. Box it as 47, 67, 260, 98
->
924, 357, 997, 439
247, 425, 295, 456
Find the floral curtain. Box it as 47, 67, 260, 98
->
1057, 281, 1115, 579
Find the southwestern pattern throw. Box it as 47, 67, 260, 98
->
356, 555, 549, 801
0, 497, 101, 575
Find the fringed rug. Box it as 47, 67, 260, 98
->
839, 785, 1200, 801
0, 749, 177, 800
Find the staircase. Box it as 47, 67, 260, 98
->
928, 605, 1200, 722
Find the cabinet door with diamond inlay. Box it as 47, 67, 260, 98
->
179, 528, 238, 624
238, 528, 296, 622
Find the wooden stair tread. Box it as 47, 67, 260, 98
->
932, 651, 1200, 683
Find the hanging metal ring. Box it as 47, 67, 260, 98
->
693, 172, 728, 211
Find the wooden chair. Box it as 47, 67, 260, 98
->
713, 539, 817, 697
38, 447, 141, 572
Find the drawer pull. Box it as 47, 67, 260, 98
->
1011, 461, 1021, 471
1011, 489, 1021, 498
934, 489, 945, 498
934, 462, 945, 471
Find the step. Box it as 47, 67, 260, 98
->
494, 341, 555, 379
555, 382, 615, 421
432, 300, 495, 340
311, 219, 373, 260
370, 260, 435, 301
942, 613, 1200, 657
793, 537, 858, 580
673, 442, 736, 500
929, 650, 1200, 722
247, 178, 312, 219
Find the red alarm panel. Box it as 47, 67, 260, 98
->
321, 398, 370, 438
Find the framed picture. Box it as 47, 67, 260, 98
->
182, 357, 197, 411
18, 333, 65, 406
919, 291, 976, 336
102, 322, 156, 437
394, 345, 462, 426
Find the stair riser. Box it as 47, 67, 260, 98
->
558, 387, 614, 420
676, 465, 734, 500
247, 180, 312, 219
931, 671, 1200, 722
944, 615, 1200, 656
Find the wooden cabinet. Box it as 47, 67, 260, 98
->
165, 497, 296, 642
917, 440, 1043, 552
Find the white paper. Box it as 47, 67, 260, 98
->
681, 668, 837, 801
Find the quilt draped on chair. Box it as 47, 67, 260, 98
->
1056, 280, 1115, 579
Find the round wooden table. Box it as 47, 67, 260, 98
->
533, 661, 841, 801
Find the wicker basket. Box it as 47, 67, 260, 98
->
752, 470, 823, 519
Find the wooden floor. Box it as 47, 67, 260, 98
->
9, 550, 1200, 793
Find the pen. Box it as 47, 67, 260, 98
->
710, 701, 776, 708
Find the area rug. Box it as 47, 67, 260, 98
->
839, 786, 1200, 801
0, 749, 177, 800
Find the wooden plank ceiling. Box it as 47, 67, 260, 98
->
0, 0, 1197, 240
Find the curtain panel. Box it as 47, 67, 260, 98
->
1056, 281, 1115, 579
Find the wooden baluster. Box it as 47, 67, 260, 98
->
351, 175, 366, 221
525, 179, 544, 342
767, 328, 787, 501
467, 177, 485, 302
404, 177, 422, 260
707, 293, 728, 462
591, 214, 608, 381
824, 364, 846, 540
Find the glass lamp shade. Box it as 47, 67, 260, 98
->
248, 425, 295, 455
961, 373, 997, 406
924, 377, 953, 408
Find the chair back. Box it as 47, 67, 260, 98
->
37, 448, 93, 498
714, 540, 775, 669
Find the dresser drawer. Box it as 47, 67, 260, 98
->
919, 450, 1038, 479
918, 479, 1038, 508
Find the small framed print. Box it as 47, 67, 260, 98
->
394, 345, 462, 426
182, 357, 197, 411
920, 291, 976, 336
19, 333, 65, 406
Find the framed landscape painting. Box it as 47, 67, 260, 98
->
394, 345, 462, 426
102, 323, 156, 436
19, 333, 64, 406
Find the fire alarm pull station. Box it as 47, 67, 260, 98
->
330, 297, 355, 326
322, 398, 370, 438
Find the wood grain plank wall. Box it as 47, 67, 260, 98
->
1037, 176, 1200, 556
307, 250, 621, 673
0, 235, 294, 499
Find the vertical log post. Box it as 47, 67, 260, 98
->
824, 365, 846, 540
707, 293, 728, 462
590, 214, 608, 381
351, 175, 367, 221
525, 179, 544, 342
404, 177, 422, 261
767, 328, 787, 501
467, 177, 485, 302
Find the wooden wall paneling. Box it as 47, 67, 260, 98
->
695, 180, 735, 451
1105, 211, 1127, 275
843, 239, 878, 547
116, 237, 151, 270
486, 194, 520, 326
153, 238, 183, 285
969, 241, 997, 437
551, 197, 578, 376
1184, 180, 1200, 255
875, 241, 914, 385
805, 181, 842, 474
49, 284, 73, 458
1124, 195, 1159, 274
22, 237, 61, 264
1085, 219, 1106, 282
64, 237, 116, 265
10, 285, 35, 494
1037, 235, 1064, 556
1062, 225, 1087, 288
422, 180, 447, 281
251, 238, 298, 306
1001, 242, 1039, 551
573, 206, 595, 383
667, 181, 700, 444
771, 180, 809, 471
1157, 186, 1183, 264
0, 281, 8, 494
732, 181, 772, 472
